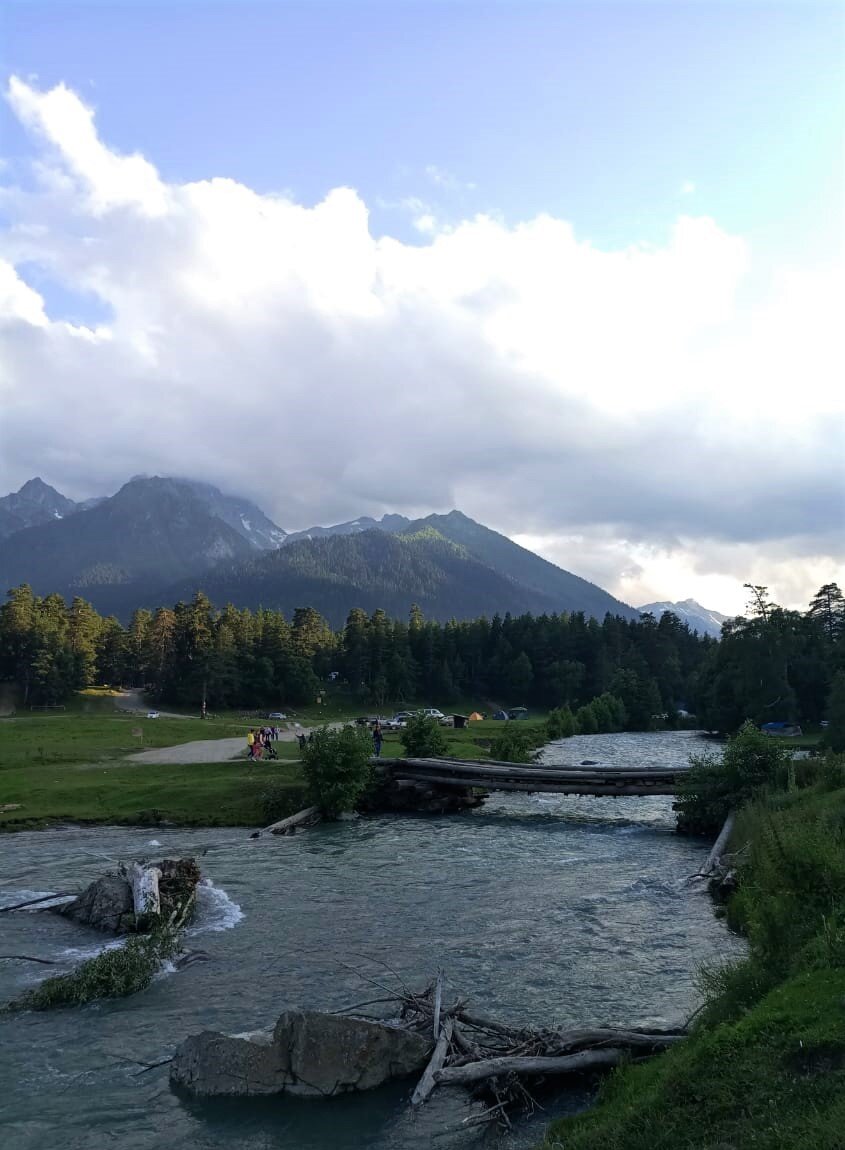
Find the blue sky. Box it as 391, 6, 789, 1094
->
2, 0, 843, 262
0, 2, 842, 612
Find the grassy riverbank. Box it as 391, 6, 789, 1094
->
0, 706, 546, 830
543, 767, 845, 1150
0, 713, 305, 830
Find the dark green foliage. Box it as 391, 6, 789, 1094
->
1, 581, 838, 737
300, 725, 374, 818
696, 583, 844, 733
489, 724, 542, 763
401, 713, 448, 757
675, 720, 794, 835
546, 705, 577, 739
7, 930, 179, 1011
826, 671, 845, 753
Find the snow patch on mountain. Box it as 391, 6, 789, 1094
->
638, 598, 729, 638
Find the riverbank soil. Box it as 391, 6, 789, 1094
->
544, 778, 845, 1150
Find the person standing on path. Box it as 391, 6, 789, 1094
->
372, 722, 383, 758
246, 729, 255, 759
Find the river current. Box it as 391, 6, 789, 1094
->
1, 731, 742, 1150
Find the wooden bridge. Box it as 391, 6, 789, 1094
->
386, 757, 689, 797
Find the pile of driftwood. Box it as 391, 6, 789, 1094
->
363, 974, 685, 1128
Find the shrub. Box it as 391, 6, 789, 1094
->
301, 725, 374, 818
400, 713, 448, 758
490, 724, 542, 764
675, 720, 793, 835
575, 704, 598, 734
546, 705, 577, 739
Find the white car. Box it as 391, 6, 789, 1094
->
420, 708, 446, 720
267, 712, 287, 720
146, 711, 160, 719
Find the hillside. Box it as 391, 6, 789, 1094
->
0, 475, 637, 625
0, 478, 79, 539
167, 526, 570, 626
403, 511, 637, 620
0, 477, 255, 608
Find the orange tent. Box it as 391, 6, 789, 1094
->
468, 712, 483, 721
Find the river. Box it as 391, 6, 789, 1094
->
1, 731, 742, 1150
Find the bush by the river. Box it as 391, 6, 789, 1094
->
301, 725, 374, 818
400, 714, 448, 758
546, 693, 627, 740
674, 720, 794, 835
489, 725, 542, 764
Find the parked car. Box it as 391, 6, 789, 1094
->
267, 712, 287, 720
146, 711, 160, 719
420, 708, 446, 720
392, 711, 416, 723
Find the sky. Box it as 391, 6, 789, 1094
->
0, 0, 843, 616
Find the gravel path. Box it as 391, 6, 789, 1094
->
126, 721, 344, 764
126, 737, 248, 764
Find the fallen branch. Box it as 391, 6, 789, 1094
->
266, 806, 321, 835
698, 810, 736, 878
0, 893, 73, 913
436, 1047, 629, 1086
411, 1018, 453, 1105
0, 954, 60, 965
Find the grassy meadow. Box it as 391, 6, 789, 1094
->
0, 689, 545, 830
0, 710, 304, 831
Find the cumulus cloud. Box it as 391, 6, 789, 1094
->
0, 77, 842, 612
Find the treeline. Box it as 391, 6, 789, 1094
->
695, 584, 845, 732
0, 582, 842, 732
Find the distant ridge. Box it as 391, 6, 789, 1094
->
639, 598, 729, 638
0, 474, 637, 625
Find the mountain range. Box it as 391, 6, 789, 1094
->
0, 475, 686, 628
639, 598, 729, 638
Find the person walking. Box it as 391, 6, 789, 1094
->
246, 729, 255, 759
298, 733, 307, 751
372, 722, 383, 758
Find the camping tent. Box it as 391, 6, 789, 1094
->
468, 712, 483, 721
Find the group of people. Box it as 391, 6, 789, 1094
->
246, 726, 280, 760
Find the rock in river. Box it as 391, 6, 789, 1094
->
58, 873, 134, 934
170, 1010, 432, 1097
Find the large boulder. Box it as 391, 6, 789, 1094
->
170, 1011, 432, 1098
56, 857, 201, 934
58, 874, 134, 933
169, 1030, 284, 1096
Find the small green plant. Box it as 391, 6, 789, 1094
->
301, 724, 374, 818
400, 713, 448, 758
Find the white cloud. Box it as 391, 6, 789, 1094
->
0, 77, 842, 614
681, 180, 696, 195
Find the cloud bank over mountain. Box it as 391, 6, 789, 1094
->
0, 77, 841, 613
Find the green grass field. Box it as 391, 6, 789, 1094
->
0, 695, 544, 831
0, 712, 305, 830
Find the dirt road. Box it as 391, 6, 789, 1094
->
126, 721, 345, 764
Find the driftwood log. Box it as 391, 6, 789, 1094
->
129, 861, 161, 918
366, 977, 685, 1124
266, 806, 321, 835
697, 810, 736, 878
